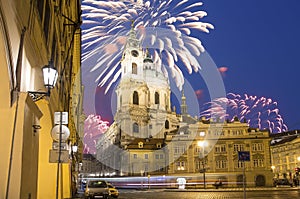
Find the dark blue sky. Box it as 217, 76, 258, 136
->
199, 0, 300, 130
81, 0, 300, 132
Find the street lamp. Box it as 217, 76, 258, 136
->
197, 140, 207, 189
271, 165, 275, 172
28, 62, 58, 101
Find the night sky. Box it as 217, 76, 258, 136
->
198, 0, 300, 130
81, 0, 300, 132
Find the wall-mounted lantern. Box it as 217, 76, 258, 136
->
28, 62, 58, 101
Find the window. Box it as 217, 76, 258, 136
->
252, 143, 264, 151
155, 154, 159, 159
133, 123, 139, 133
232, 130, 244, 135
133, 154, 137, 159
133, 91, 139, 105
174, 145, 186, 155
157, 143, 162, 148
233, 144, 244, 152
132, 63, 137, 74
144, 154, 148, 159
174, 146, 180, 154
235, 160, 244, 168
195, 146, 203, 153
160, 154, 164, 159
195, 160, 207, 170
215, 144, 226, 153
253, 159, 264, 167
155, 92, 159, 104
131, 50, 139, 57
195, 161, 201, 170
138, 142, 143, 148
176, 161, 185, 170
165, 120, 169, 129
216, 160, 227, 169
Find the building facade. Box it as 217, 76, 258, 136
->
270, 130, 300, 184
0, 0, 83, 198
95, 26, 274, 187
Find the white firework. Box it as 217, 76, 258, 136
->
81, 0, 214, 92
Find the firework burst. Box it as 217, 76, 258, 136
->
83, 114, 110, 154
81, 0, 214, 91
200, 93, 288, 133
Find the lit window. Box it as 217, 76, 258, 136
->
157, 143, 162, 148
138, 142, 143, 148
253, 159, 264, 167
176, 161, 185, 170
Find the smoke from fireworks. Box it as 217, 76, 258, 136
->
81, 0, 213, 91
199, 93, 288, 133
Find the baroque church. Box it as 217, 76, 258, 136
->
95, 25, 274, 187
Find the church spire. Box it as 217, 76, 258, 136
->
126, 20, 140, 48
180, 89, 187, 115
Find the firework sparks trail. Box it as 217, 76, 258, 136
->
199, 93, 288, 133
83, 114, 110, 154
81, 0, 214, 92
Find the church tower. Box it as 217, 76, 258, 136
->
180, 89, 187, 115
114, 23, 176, 143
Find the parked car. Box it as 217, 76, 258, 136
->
273, 178, 293, 187
107, 183, 119, 198
84, 180, 111, 199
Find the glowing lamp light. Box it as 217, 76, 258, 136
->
28, 62, 58, 101
42, 63, 58, 89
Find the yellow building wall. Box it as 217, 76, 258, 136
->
37, 99, 71, 199
0, 107, 15, 198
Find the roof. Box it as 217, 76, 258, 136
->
126, 138, 165, 150
270, 134, 299, 146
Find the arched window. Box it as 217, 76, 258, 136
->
155, 92, 159, 104
132, 63, 137, 74
133, 91, 139, 105
133, 123, 139, 133
165, 120, 170, 129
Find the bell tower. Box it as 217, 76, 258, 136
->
114, 22, 177, 143
120, 21, 144, 80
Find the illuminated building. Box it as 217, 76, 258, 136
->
270, 130, 300, 183
96, 24, 273, 187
